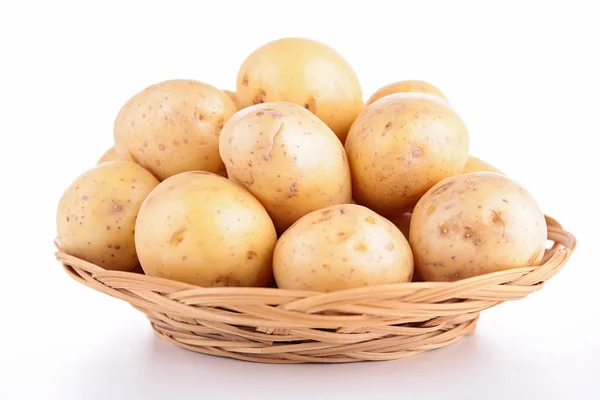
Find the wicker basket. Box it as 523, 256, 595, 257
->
55, 215, 576, 364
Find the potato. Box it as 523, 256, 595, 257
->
345, 93, 469, 216
114, 79, 237, 180
97, 146, 133, 164
388, 212, 412, 239
135, 171, 277, 287
462, 155, 503, 174
236, 38, 363, 142
219, 102, 352, 233
98, 146, 119, 163
223, 89, 241, 110
273, 204, 413, 292
410, 172, 547, 282
56, 161, 159, 271
366, 80, 447, 106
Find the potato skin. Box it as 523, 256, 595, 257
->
114, 79, 237, 180
274, 204, 413, 292
366, 80, 447, 106
236, 38, 363, 142
345, 93, 469, 216
219, 102, 352, 233
56, 161, 159, 271
388, 212, 412, 239
462, 155, 503, 174
135, 171, 277, 287
223, 90, 241, 110
410, 172, 547, 282
98, 146, 133, 163
98, 146, 119, 163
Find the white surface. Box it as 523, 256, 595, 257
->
1, 1, 598, 399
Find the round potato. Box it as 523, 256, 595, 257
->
236, 38, 363, 142
98, 146, 119, 163
345, 93, 469, 216
410, 172, 547, 282
223, 89, 241, 110
219, 102, 352, 233
135, 171, 277, 287
366, 80, 447, 106
97, 146, 133, 163
114, 79, 237, 180
56, 161, 159, 271
274, 204, 413, 292
388, 212, 412, 239
462, 155, 503, 174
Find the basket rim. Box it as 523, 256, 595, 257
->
55, 214, 576, 300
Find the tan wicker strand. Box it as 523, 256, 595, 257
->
55, 215, 576, 363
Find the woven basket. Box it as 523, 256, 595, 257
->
55, 215, 576, 364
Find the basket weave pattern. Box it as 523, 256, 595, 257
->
56, 215, 575, 363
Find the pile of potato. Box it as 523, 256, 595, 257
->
56, 38, 547, 291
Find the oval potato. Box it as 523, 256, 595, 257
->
114, 79, 237, 180
98, 146, 119, 163
345, 93, 469, 216
410, 172, 547, 281
387, 212, 412, 239
135, 172, 277, 287
236, 38, 363, 142
220, 102, 352, 233
97, 146, 133, 164
462, 155, 503, 174
223, 89, 241, 110
274, 204, 413, 292
366, 80, 447, 106
56, 161, 159, 271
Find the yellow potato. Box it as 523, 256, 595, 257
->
345, 93, 469, 216
387, 212, 412, 239
97, 146, 133, 164
462, 155, 503, 174
114, 79, 237, 180
274, 204, 413, 292
220, 102, 352, 233
366, 80, 447, 106
236, 38, 363, 142
56, 161, 159, 271
135, 171, 277, 287
223, 89, 241, 110
410, 172, 547, 281
97, 146, 119, 163
387, 212, 424, 282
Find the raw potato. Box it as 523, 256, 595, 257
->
98, 146, 119, 163
56, 161, 159, 271
236, 38, 363, 142
273, 204, 413, 292
345, 93, 469, 216
220, 102, 352, 233
274, 204, 413, 292
135, 171, 277, 287
97, 146, 133, 163
114, 79, 237, 180
388, 213, 412, 239
410, 172, 547, 282
223, 89, 241, 110
462, 155, 503, 174
366, 80, 447, 106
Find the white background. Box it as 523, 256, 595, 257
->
1, 1, 598, 399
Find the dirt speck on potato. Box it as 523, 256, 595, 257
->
354, 242, 368, 252
169, 228, 186, 246
213, 276, 241, 287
